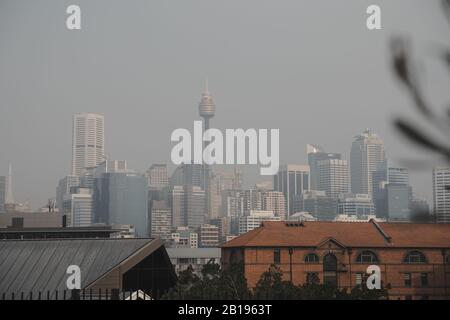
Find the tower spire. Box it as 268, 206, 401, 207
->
204, 77, 209, 94
5, 163, 14, 204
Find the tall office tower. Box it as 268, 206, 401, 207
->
0, 176, 6, 213
350, 129, 386, 198
208, 173, 222, 220
171, 186, 186, 228
170, 185, 206, 229
273, 165, 310, 216
5, 164, 14, 206
56, 175, 80, 211
71, 113, 105, 176
382, 183, 411, 221
317, 159, 349, 198
262, 191, 286, 219
149, 200, 172, 241
94, 171, 148, 236
307, 144, 341, 190
388, 167, 409, 185
147, 164, 169, 189
185, 185, 206, 228
433, 167, 450, 223
62, 187, 93, 227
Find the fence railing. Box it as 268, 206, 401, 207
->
0, 289, 154, 300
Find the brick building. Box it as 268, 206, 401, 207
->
221, 220, 450, 300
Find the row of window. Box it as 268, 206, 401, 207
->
273, 250, 433, 264
304, 272, 430, 288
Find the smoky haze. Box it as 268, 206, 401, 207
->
0, 0, 449, 208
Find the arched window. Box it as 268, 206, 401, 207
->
323, 254, 337, 286
356, 250, 379, 263
403, 251, 427, 264
304, 253, 320, 264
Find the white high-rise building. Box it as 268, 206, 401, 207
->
317, 159, 349, 199
433, 167, 450, 223
71, 113, 105, 176
4, 164, 14, 205
350, 129, 386, 198
238, 210, 280, 235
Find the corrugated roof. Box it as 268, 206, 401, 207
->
0, 238, 156, 298
222, 221, 450, 248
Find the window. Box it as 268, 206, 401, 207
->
355, 273, 363, 287
404, 273, 412, 287
304, 253, 320, 264
274, 249, 281, 264
306, 272, 319, 285
446, 256, 450, 264
323, 254, 337, 287
420, 273, 428, 287
403, 251, 427, 264
405, 295, 412, 300
356, 250, 379, 263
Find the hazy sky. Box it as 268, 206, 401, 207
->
1, 0, 450, 209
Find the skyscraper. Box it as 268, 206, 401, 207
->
71, 113, 105, 176
273, 165, 310, 216
170, 185, 206, 229
350, 129, 386, 198
56, 175, 80, 211
0, 176, 5, 213
5, 164, 14, 206
62, 187, 93, 227
433, 167, 450, 223
317, 159, 349, 198
94, 171, 148, 236
147, 164, 169, 189
388, 167, 409, 185
149, 200, 172, 241
306, 144, 341, 190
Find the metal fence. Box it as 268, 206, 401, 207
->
0, 289, 154, 300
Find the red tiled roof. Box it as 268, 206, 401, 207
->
221, 221, 450, 248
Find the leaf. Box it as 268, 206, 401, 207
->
394, 119, 450, 158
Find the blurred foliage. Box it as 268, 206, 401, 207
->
162, 262, 388, 300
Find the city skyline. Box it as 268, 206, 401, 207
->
1, 0, 450, 208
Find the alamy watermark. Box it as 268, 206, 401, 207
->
171, 121, 280, 175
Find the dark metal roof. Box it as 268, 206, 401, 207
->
0, 238, 157, 298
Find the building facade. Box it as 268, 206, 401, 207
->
71, 113, 105, 176
147, 164, 169, 189
149, 200, 172, 241
274, 165, 310, 216
350, 129, 386, 198
222, 220, 450, 300
62, 187, 93, 227
317, 159, 349, 199
338, 193, 375, 217
0, 176, 5, 213
433, 167, 450, 223
94, 171, 148, 236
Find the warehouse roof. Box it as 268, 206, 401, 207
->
0, 238, 162, 298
